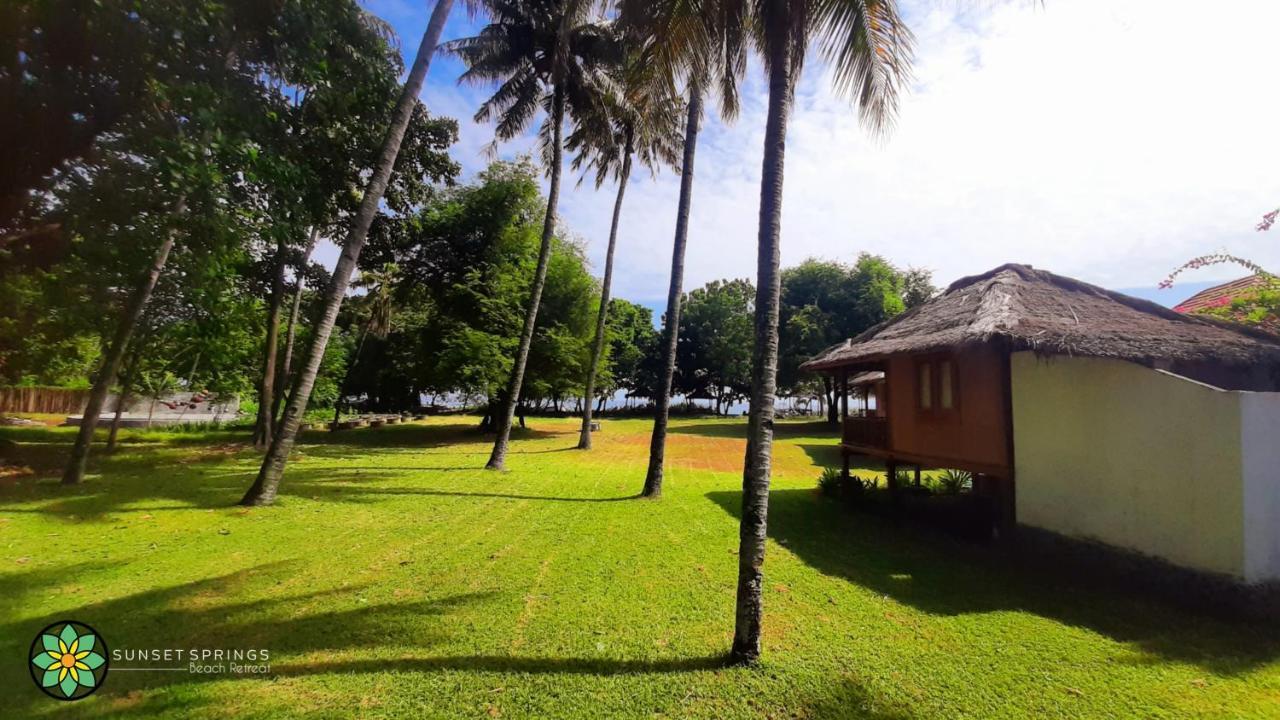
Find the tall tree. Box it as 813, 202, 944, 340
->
447, 0, 617, 470
730, 0, 913, 665
273, 228, 320, 421
778, 255, 934, 421
568, 43, 683, 449
622, 0, 746, 497
253, 236, 288, 449
677, 279, 755, 414
240, 0, 458, 506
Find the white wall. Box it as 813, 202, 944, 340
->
1240, 393, 1280, 583
1011, 352, 1258, 580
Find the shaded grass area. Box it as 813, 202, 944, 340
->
0, 417, 1277, 718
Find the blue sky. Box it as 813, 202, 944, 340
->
348, 0, 1280, 311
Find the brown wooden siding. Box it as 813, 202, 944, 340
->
881, 345, 1011, 474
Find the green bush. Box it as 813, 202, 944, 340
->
937, 468, 973, 494
818, 467, 845, 496
819, 467, 875, 500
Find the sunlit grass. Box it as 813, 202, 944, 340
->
1, 416, 1277, 718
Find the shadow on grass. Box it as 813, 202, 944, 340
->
706, 488, 1280, 676
0, 562, 743, 718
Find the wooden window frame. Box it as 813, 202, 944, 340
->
914, 353, 960, 420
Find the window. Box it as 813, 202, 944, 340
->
917, 355, 958, 416
918, 363, 932, 409
939, 359, 954, 409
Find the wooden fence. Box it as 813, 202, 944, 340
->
0, 386, 90, 415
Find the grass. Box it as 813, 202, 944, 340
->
1, 416, 1278, 718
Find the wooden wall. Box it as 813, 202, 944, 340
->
884, 344, 1010, 474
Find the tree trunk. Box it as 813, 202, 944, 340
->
333, 317, 373, 425
485, 87, 566, 471
731, 45, 792, 666
253, 236, 287, 449
239, 0, 453, 506
824, 375, 838, 425
578, 138, 632, 449
61, 195, 186, 485
106, 339, 144, 452
642, 84, 703, 498
273, 226, 318, 423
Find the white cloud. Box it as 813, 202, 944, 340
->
394, 0, 1280, 305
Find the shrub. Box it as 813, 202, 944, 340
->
937, 468, 973, 494
818, 467, 845, 496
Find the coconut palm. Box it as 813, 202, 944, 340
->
240, 0, 458, 506
615, 0, 746, 498
568, 45, 684, 450
446, 0, 618, 470
729, 0, 913, 665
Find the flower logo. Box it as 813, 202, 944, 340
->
28, 621, 108, 701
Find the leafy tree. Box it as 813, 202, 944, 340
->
354, 159, 597, 420
447, 0, 617, 470
599, 298, 658, 407
242, 0, 458, 506
677, 280, 754, 414
779, 255, 934, 421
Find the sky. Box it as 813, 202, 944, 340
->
348, 0, 1280, 311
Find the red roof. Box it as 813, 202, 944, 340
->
1174, 275, 1268, 314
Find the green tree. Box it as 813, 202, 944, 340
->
447, 0, 617, 470
599, 298, 658, 408
618, 0, 747, 498
728, 0, 914, 665
566, 31, 684, 449
779, 255, 934, 422
241, 0, 459, 506
677, 280, 754, 414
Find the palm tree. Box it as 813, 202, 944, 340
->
239, 0, 458, 506
446, 0, 617, 470
730, 0, 913, 665
617, 0, 746, 498
569, 45, 683, 450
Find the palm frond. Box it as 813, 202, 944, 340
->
816, 0, 914, 135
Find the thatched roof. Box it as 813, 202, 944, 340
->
849, 371, 884, 386
802, 264, 1280, 373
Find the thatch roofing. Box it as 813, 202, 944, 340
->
849, 371, 884, 386
802, 264, 1280, 372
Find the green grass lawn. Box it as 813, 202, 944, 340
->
1, 416, 1278, 718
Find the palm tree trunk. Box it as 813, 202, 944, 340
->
106, 338, 145, 451
239, 0, 453, 506
273, 226, 318, 423
61, 194, 186, 485
577, 139, 633, 450
485, 87, 566, 471
253, 236, 287, 449
642, 84, 702, 497
731, 47, 792, 665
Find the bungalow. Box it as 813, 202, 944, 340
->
802, 264, 1280, 584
